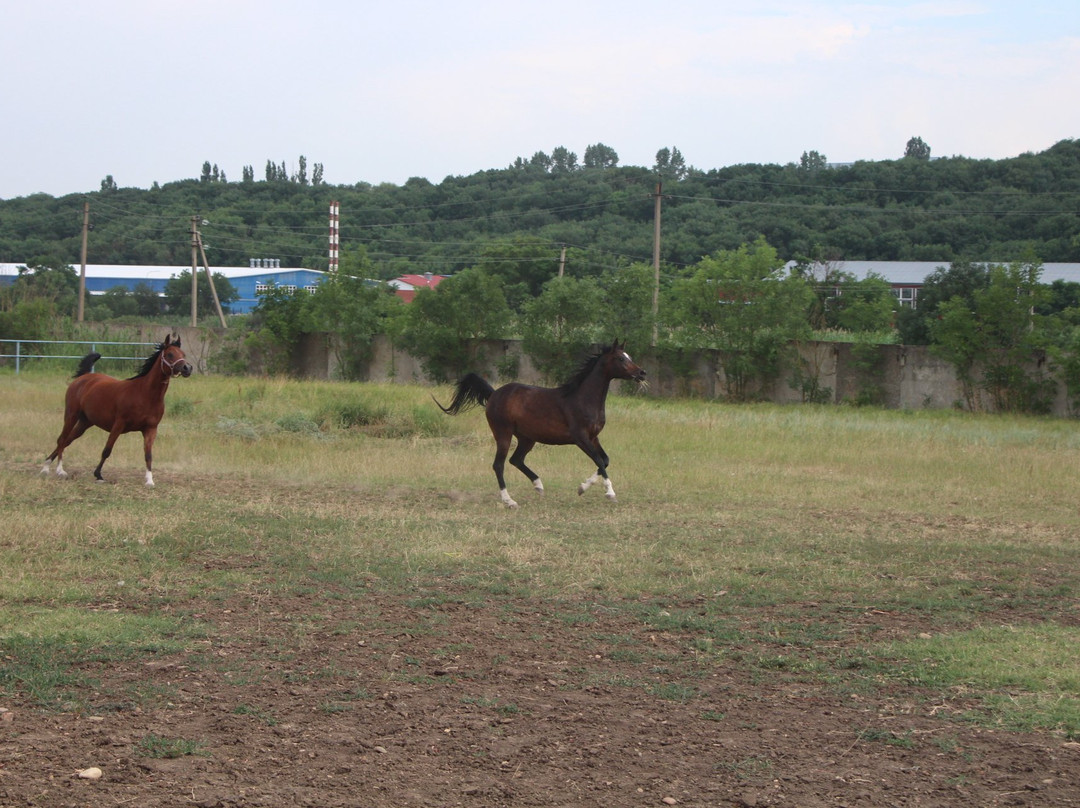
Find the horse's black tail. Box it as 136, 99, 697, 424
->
74, 352, 102, 378
434, 373, 495, 415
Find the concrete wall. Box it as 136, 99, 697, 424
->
49, 325, 1070, 416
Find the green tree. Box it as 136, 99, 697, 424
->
520, 275, 604, 382
475, 238, 560, 311
10, 263, 80, 315
550, 147, 579, 174
598, 262, 655, 352
904, 136, 932, 160
833, 273, 896, 333
799, 150, 828, 172
668, 238, 813, 400
654, 147, 688, 181
133, 282, 163, 317
896, 261, 990, 345
931, 258, 1053, 412
396, 267, 512, 381
98, 286, 138, 318
164, 270, 239, 317
583, 143, 619, 169
302, 273, 399, 380
244, 284, 309, 375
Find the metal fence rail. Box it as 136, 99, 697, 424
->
0, 339, 159, 374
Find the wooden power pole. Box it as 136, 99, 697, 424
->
652, 182, 662, 346
189, 215, 227, 327
77, 201, 89, 322
190, 216, 199, 326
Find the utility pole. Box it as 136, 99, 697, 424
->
190, 216, 199, 326
652, 181, 662, 346
558, 245, 566, 278
189, 215, 227, 327
196, 231, 228, 328
77, 201, 89, 322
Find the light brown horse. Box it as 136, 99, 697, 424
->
41, 335, 193, 487
436, 340, 646, 507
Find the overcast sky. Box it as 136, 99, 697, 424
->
1, 0, 1077, 199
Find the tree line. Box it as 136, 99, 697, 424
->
2, 138, 1078, 273
3, 138, 1080, 412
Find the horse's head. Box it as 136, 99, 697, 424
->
160, 335, 193, 378
604, 339, 647, 383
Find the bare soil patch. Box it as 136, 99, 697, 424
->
3, 588, 1078, 807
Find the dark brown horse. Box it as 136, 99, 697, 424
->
436, 340, 646, 507
41, 335, 193, 487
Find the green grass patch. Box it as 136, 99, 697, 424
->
135, 733, 208, 759
878, 625, 1080, 737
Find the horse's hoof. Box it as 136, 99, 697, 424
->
505, 500, 519, 509
578, 485, 586, 496
56, 470, 68, 479
606, 494, 617, 502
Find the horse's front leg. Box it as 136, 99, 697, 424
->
576, 439, 615, 500
93, 424, 126, 483
142, 426, 158, 487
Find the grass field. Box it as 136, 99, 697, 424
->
3, 367, 1078, 733
2, 366, 1080, 805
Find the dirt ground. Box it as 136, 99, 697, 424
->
2, 588, 1078, 808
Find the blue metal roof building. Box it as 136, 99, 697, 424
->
0, 261, 327, 314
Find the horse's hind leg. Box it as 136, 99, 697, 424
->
509, 438, 544, 494
42, 415, 90, 478
491, 430, 518, 508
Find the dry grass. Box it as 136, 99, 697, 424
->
3, 369, 1079, 734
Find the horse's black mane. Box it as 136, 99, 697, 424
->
557, 346, 610, 396
128, 342, 166, 380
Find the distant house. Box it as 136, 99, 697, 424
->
786, 261, 1080, 309
387, 272, 446, 302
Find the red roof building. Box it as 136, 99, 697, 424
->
389, 273, 445, 302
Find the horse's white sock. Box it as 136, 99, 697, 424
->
578, 472, 600, 495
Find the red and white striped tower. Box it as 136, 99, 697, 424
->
328, 200, 340, 272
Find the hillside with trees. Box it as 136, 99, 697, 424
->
3, 139, 1078, 276
3, 139, 1080, 413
